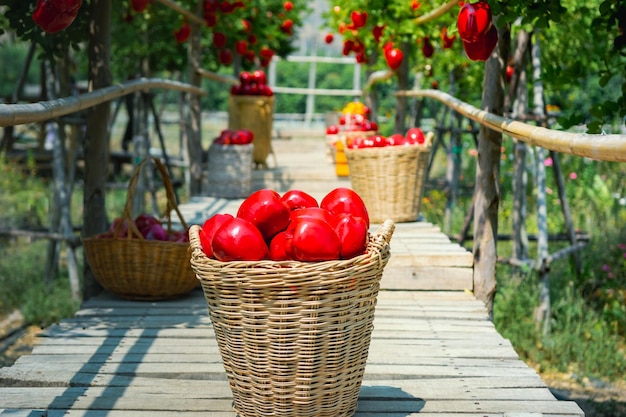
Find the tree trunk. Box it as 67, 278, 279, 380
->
186, 4, 204, 196
0, 42, 36, 153
365, 49, 380, 123
472, 23, 509, 316
444, 72, 461, 235
530, 31, 551, 335
83, 0, 111, 300
42, 56, 81, 301
131, 93, 150, 217
393, 42, 411, 134
511, 30, 531, 263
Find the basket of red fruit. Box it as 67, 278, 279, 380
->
344, 128, 433, 223
206, 128, 254, 199
188, 187, 394, 417
228, 70, 274, 168
83, 157, 197, 300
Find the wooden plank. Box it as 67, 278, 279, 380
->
0, 389, 583, 416
1, 360, 542, 381
0, 411, 584, 417
388, 252, 474, 268
0, 384, 558, 407
0, 409, 578, 417
12, 350, 524, 366
0, 373, 547, 390
0, 379, 581, 411
381, 266, 473, 290
3, 411, 233, 417
29, 334, 513, 354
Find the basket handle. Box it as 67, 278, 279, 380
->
113, 157, 187, 239
374, 219, 395, 244
424, 131, 435, 148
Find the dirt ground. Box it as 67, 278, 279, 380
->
1, 324, 625, 416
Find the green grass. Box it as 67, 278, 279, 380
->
493, 259, 626, 382
0, 153, 158, 327
0, 239, 80, 327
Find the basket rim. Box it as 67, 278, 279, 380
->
188, 219, 394, 275
82, 235, 191, 245
344, 143, 432, 154
208, 142, 254, 149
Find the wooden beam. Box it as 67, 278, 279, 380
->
271, 86, 362, 96
415, 0, 461, 24
196, 68, 239, 86
0, 78, 207, 128
396, 89, 626, 162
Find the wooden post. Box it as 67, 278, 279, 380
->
364, 50, 380, 122
511, 30, 531, 263
186, 4, 204, 196
531, 31, 551, 335
472, 22, 509, 316
43, 56, 80, 301
444, 72, 461, 235
393, 42, 411, 134
83, 0, 111, 299
0, 42, 36, 153
305, 43, 318, 126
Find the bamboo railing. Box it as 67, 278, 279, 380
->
0, 78, 206, 128
396, 89, 626, 163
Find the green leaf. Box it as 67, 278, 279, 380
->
599, 72, 613, 87
586, 120, 603, 133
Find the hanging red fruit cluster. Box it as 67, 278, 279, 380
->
456, 1, 498, 61
174, 21, 190, 43
230, 70, 273, 96
32, 0, 82, 33
202, 0, 294, 68
383, 42, 403, 70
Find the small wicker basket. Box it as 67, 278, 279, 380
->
206, 142, 254, 199
344, 132, 433, 223
82, 157, 198, 301
188, 219, 395, 417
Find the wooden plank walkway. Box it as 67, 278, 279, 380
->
0, 288, 583, 416
0, 137, 584, 416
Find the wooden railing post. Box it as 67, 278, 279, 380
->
186, 2, 204, 196
83, 0, 112, 300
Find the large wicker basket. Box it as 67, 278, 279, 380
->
344, 132, 433, 223
206, 142, 253, 198
188, 219, 395, 417
83, 158, 198, 301
228, 95, 275, 168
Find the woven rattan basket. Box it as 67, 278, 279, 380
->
206, 142, 253, 198
344, 132, 433, 223
83, 158, 197, 301
188, 219, 395, 417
